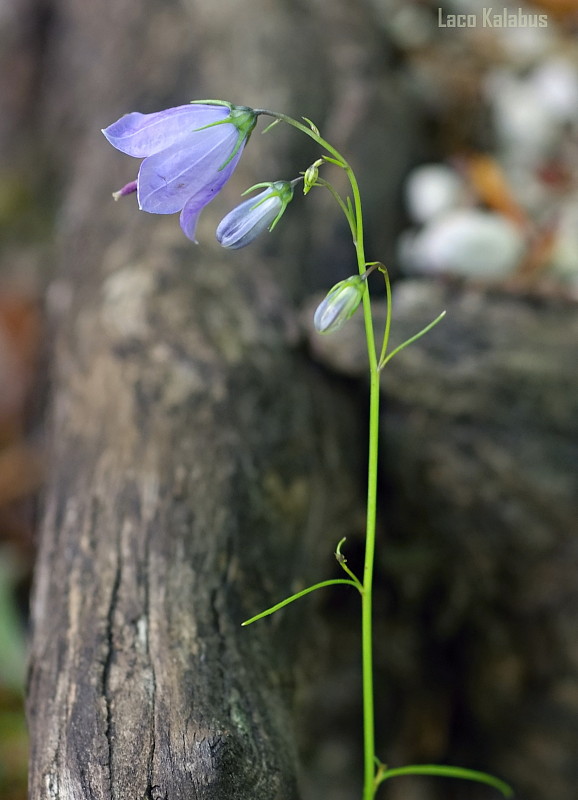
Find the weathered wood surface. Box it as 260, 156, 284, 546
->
18, 0, 578, 798
22, 0, 398, 798
305, 279, 578, 800
27, 240, 361, 800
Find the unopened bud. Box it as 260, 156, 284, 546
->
303, 159, 323, 195
313, 275, 366, 334
216, 180, 294, 249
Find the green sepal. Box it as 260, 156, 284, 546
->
238, 180, 296, 232
190, 103, 258, 171
241, 182, 275, 196
189, 99, 232, 107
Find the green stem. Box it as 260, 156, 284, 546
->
361, 365, 380, 800
314, 177, 357, 240
377, 267, 393, 370
255, 109, 347, 170
259, 108, 381, 800
341, 136, 380, 800
253, 107, 509, 800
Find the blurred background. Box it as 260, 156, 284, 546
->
1, 0, 578, 798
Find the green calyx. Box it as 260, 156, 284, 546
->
243, 180, 296, 231
228, 105, 258, 137
191, 102, 258, 171
221, 105, 258, 170
314, 274, 367, 334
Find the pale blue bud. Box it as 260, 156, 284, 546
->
216, 180, 295, 249
313, 275, 366, 334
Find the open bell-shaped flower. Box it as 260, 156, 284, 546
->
216, 180, 296, 249
102, 101, 257, 242
313, 275, 366, 334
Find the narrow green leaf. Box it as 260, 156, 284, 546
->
375, 764, 514, 798
261, 118, 281, 135
241, 579, 358, 626
334, 538, 363, 591
322, 155, 345, 167
378, 311, 446, 371
346, 196, 355, 221
302, 116, 320, 135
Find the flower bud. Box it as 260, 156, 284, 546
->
313, 275, 366, 334
216, 180, 294, 249
303, 159, 323, 195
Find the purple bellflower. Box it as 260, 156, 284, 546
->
216, 180, 296, 249
102, 102, 258, 241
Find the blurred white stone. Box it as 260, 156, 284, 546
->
485, 56, 578, 165
549, 196, 578, 284
493, 23, 556, 68
386, 4, 433, 48
371, 0, 434, 47
485, 69, 561, 162
405, 164, 468, 225
501, 163, 551, 218
399, 209, 525, 278
530, 57, 578, 123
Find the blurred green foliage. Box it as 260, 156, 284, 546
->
0, 549, 28, 800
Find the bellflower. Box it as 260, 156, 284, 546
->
102, 102, 257, 241
216, 180, 295, 249
313, 275, 366, 334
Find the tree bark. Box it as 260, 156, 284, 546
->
19, 0, 578, 793
23, 0, 404, 797
27, 236, 362, 800
19, 0, 438, 797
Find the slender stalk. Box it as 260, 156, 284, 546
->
361, 365, 380, 800
260, 108, 382, 800
315, 177, 357, 240
347, 168, 381, 800
243, 107, 511, 800
254, 109, 348, 169
377, 267, 393, 370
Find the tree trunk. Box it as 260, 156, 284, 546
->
19, 0, 578, 793
27, 237, 362, 799
24, 0, 410, 797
